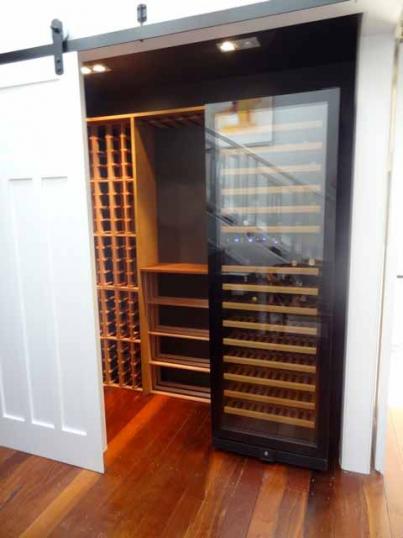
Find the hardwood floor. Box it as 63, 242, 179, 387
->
1, 388, 403, 537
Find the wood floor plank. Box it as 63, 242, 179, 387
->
51, 397, 193, 536
183, 452, 245, 538
272, 466, 311, 537
0, 446, 16, 467
119, 406, 211, 537
331, 470, 371, 538
216, 458, 265, 538
384, 408, 403, 537
246, 465, 288, 538
104, 386, 148, 442
3, 389, 403, 538
361, 472, 392, 538
20, 470, 98, 538
0, 455, 80, 537
303, 468, 337, 537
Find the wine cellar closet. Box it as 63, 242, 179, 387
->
88, 107, 210, 401
88, 85, 342, 470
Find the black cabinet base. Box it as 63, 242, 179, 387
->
213, 436, 328, 471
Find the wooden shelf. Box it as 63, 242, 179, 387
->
149, 296, 208, 308
141, 263, 207, 275
100, 335, 141, 344
150, 354, 210, 372
221, 225, 320, 234
223, 354, 316, 374
224, 336, 317, 355
150, 325, 209, 341
223, 283, 318, 296
152, 389, 210, 403
221, 205, 321, 215
222, 184, 320, 196
93, 232, 136, 238
224, 364, 315, 392
97, 284, 139, 292
224, 382, 315, 409
223, 319, 318, 336
223, 301, 318, 316
223, 163, 321, 176
221, 141, 323, 154
218, 119, 323, 135
222, 265, 319, 276
224, 399, 315, 429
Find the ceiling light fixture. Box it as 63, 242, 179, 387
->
217, 36, 260, 53
92, 63, 107, 73
80, 64, 110, 75
218, 40, 236, 52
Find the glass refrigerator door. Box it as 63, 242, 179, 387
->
206, 90, 339, 454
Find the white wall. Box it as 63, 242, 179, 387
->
374, 42, 403, 472
341, 31, 396, 474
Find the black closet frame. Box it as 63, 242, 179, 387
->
0, 0, 348, 68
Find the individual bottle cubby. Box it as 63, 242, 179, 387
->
88, 119, 141, 389
101, 338, 141, 388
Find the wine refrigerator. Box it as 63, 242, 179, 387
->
206, 89, 340, 470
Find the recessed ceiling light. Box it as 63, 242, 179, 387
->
218, 40, 236, 52
92, 64, 107, 73
217, 36, 260, 53
81, 64, 110, 75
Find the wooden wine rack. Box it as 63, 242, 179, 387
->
88, 120, 142, 389
221, 268, 321, 430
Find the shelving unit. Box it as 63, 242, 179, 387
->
87, 106, 207, 398
88, 120, 142, 389
141, 263, 210, 401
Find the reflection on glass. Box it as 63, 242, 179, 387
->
208, 94, 335, 445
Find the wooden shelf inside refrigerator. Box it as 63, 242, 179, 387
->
223, 300, 318, 316
224, 381, 315, 410
222, 265, 320, 276
221, 141, 323, 154
223, 352, 316, 374
221, 184, 321, 195
224, 399, 316, 429
221, 225, 321, 234
223, 334, 317, 355
223, 282, 319, 295
222, 163, 321, 175
224, 364, 316, 392
223, 319, 318, 336
217, 119, 323, 135
221, 205, 321, 215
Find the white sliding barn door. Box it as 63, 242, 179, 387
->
0, 53, 105, 472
